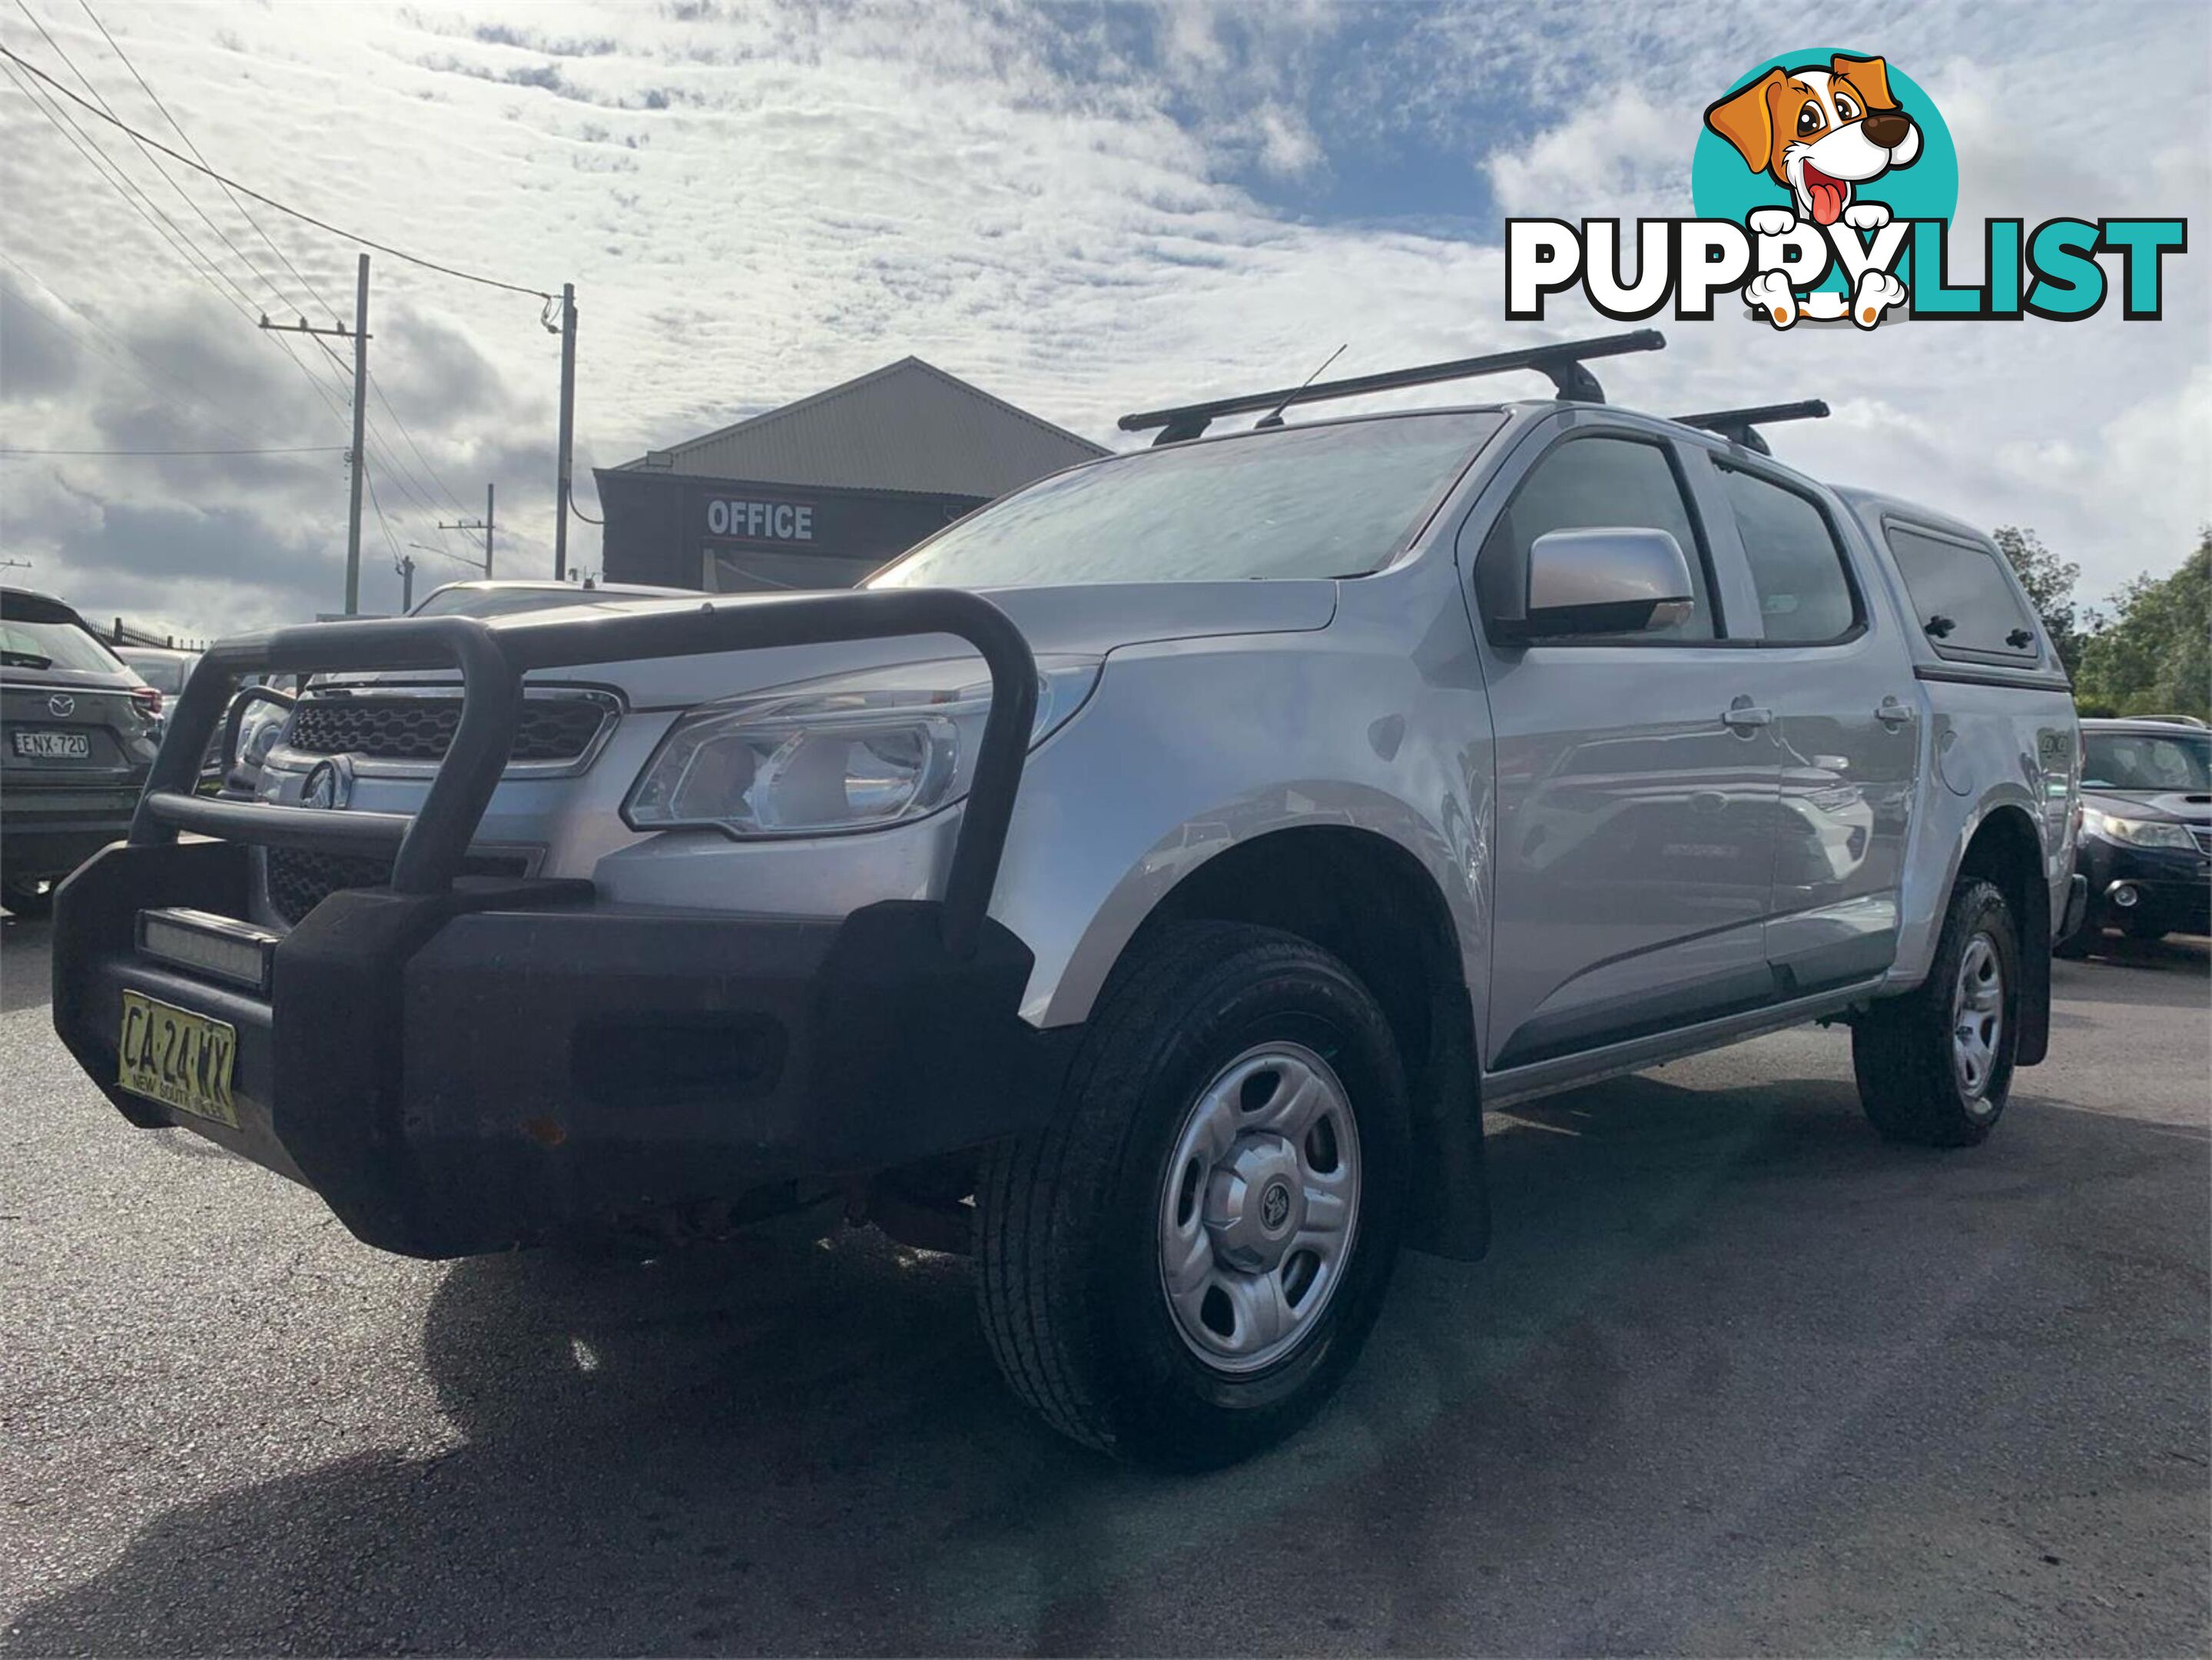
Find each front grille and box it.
[285,694,607,765]
[265,847,532,925]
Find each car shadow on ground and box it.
[7,1062,2207,1655]
[2054,933,2210,1006]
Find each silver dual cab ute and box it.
[51,331,2081,1468]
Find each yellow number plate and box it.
[118,991,239,1128]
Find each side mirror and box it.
[1516,527,1694,639]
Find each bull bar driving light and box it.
[135,908,277,996]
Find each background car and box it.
[2058,718,2212,954]
[1,588,163,917]
[114,645,200,703]
[409,578,690,618]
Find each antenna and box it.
[1671,400,1830,456]
[1123,330,1666,444]
[1254,344,1348,430]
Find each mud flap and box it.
[1405,981,1490,1261]
[2016,872,2053,1067]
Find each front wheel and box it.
[1852,878,2020,1147]
[973,921,1409,1469]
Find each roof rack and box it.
[1119,329,1667,445]
[1671,400,1829,456]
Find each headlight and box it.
[237,705,289,768]
[624,656,1099,837]
[2081,807,2196,850]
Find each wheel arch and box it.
[1111,822,1489,1260]
[1954,798,2052,1066]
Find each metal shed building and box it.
[594,357,1110,593]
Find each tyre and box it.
[974,920,1409,1469]
[1852,878,2019,1147]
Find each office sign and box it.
[705,496,816,543]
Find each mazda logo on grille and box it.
[301,757,353,810]
[47,694,75,718]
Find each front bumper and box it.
[2075,837,2212,935]
[49,590,1051,1259]
[54,839,1065,1257]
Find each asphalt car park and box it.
[0,915,2205,1656]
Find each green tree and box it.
[1993,526,2086,679]
[2073,530,2211,722]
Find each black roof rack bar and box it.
[1673,400,1830,456]
[1119,329,1667,444]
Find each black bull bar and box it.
[53,589,1054,1257]
[128,588,1038,959]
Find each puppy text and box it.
[1507,216,2188,324]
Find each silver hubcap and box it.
[1952,932,2005,1106]
[1157,1042,1361,1374]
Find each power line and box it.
[75,0,338,320]
[415,539,491,569]
[12,1,291,322]
[0,253,268,445]
[0,58,263,328]
[4,32,486,616]
[263,308,453,528]
[57,4,475,531]
[368,371,469,514]
[0,45,353,444]
[0,41,552,299]
[2,18,425,488]
[0,443,344,456]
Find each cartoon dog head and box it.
[1704,54,1922,226]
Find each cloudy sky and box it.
[2,0,2206,639]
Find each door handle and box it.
[1720,702,1773,732]
[1875,696,1915,729]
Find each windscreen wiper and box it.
[1,650,54,669]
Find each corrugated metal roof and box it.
[618,357,1110,496]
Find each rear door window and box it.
[1884,523,2044,662]
[1716,466,1859,644]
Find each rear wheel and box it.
[1852,878,2019,1147]
[973,921,1409,1468]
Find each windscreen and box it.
[2082,731,2210,793]
[872,413,1504,589]
[0,616,124,674]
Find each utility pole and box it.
[349,255,369,614]
[395,553,414,612]
[438,483,494,576]
[261,252,371,614]
[553,282,575,582]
